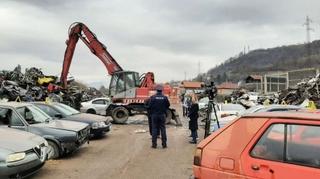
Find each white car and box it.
[209,103,245,132]
[212,104,302,132]
[80,97,111,115]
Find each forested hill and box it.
[205,40,320,83]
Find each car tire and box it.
[47,141,60,160]
[112,107,129,124]
[87,109,96,114]
[165,110,172,124]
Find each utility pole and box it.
[303,16,313,44]
[303,16,314,62]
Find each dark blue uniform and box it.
[149,91,170,148]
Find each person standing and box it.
[188,94,199,144]
[149,85,170,148]
[180,93,186,117]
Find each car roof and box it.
[32,101,56,105]
[0,102,31,108]
[90,97,109,101]
[261,104,301,109]
[242,111,320,121]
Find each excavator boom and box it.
[61,22,123,87]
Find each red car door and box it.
[241,119,320,179]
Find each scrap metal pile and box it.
[0,65,104,109]
[279,74,320,107]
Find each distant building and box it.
[244,75,263,93]
[242,68,320,94]
[217,82,239,95]
[288,68,319,87]
[244,73,287,94]
[180,81,204,89]
[263,73,287,94]
[180,81,204,95]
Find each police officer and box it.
[149,85,170,148]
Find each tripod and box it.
[204,99,220,138]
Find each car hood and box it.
[67,113,108,123]
[32,120,88,132]
[0,127,45,153]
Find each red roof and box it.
[249,75,262,80]
[217,82,238,89]
[181,81,203,89]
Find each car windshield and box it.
[16,105,51,124]
[55,103,80,115]
[52,104,74,116]
[221,104,245,111]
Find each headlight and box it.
[92,121,106,129]
[92,122,99,129]
[6,153,26,163]
[44,140,48,147]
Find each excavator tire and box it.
[112,106,129,124]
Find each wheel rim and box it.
[116,111,125,118]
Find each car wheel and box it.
[47,141,60,159]
[112,107,129,124]
[165,110,172,124]
[87,109,96,114]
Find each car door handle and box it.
[251,165,260,171]
[251,164,274,173]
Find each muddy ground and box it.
[32,106,204,179]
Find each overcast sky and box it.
[0,0,319,87]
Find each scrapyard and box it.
[1,1,320,179]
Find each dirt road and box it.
[33,111,203,179]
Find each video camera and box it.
[203,81,217,100]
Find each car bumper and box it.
[0,153,46,179]
[91,123,112,136]
[61,127,90,154]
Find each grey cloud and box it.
[0,0,319,83]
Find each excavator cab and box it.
[109,71,140,97]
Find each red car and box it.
[193,112,320,179]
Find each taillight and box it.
[194,148,202,166]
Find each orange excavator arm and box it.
[61,22,123,88]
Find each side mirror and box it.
[54,113,63,119]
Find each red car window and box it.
[251,123,320,168]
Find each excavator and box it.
[61,22,181,125]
